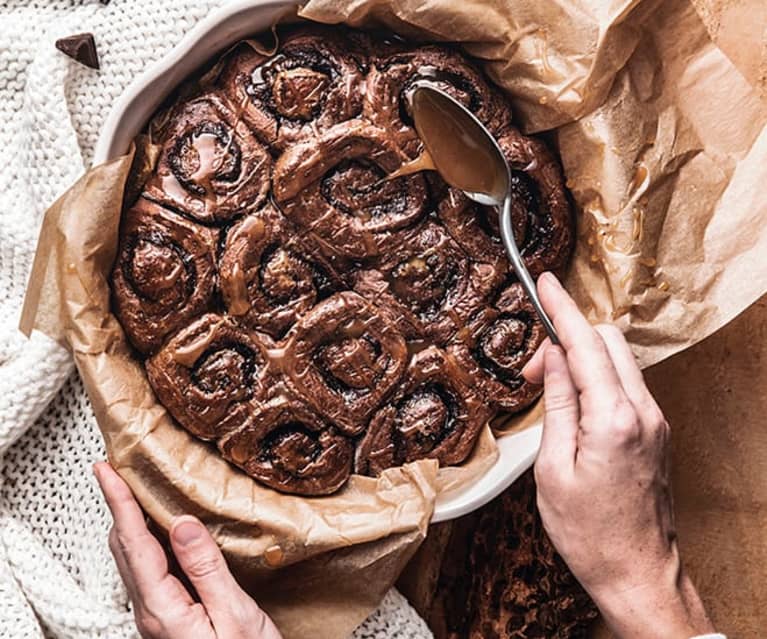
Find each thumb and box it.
[170,517,246,614]
[170,516,283,639]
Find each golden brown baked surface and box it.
[111,26,574,496]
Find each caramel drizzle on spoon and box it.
[385,148,437,180]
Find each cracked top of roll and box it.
[112,25,574,496]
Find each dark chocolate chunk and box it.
[55,33,100,70]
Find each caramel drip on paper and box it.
[264,544,284,567]
[629,164,650,197]
[619,268,633,289]
[536,28,555,77]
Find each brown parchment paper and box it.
[301,0,767,369]
[690,0,767,100]
[590,295,767,639]
[18,141,496,639]
[19,0,767,636]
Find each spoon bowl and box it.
[409,82,560,344]
[409,80,509,206]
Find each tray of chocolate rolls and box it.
[95,0,574,516]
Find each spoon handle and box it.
[497,198,560,346]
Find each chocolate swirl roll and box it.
[218,28,365,151]
[364,45,511,158]
[146,313,271,441]
[143,91,271,225]
[219,397,353,496]
[449,283,545,412]
[437,173,527,270]
[112,25,578,496]
[273,120,429,263]
[440,129,573,278]
[283,291,407,436]
[354,222,503,344]
[355,346,490,476]
[219,204,343,339]
[502,128,573,277]
[111,198,217,354]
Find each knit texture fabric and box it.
[0,2,433,638]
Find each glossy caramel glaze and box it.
[111,26,574,495]
[355,346,492,475]
[144,92,271,225]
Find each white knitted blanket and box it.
[0,2,432,637]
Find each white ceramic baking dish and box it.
[93,0,543,523]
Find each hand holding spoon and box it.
[408,82,559,345]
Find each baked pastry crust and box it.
[144,91,271,225]
[355,346,491,475]
[111,26,574,496]
[111,197,218,354]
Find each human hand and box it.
[94,462,283,639]
[522,273,715,639]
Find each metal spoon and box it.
[409,81,559,345]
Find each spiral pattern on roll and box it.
[146,313,272,440]
[220,397,353,495]
[355,346,490,476]
[354,222,503,344]
[284,292,408,436]
[112,26,575,495]
[219,204,344,339]
[218,27,365,151]
[273,119,429,263]
[144,92,271,225]
[364,45,512,158]
[111,198,218,354]
[449,284,546,412]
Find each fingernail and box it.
[521,355,536,378]
[539,271,559,290]
[173,519,203,547]
[544,345,565,370]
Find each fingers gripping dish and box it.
[111,26,574,496]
